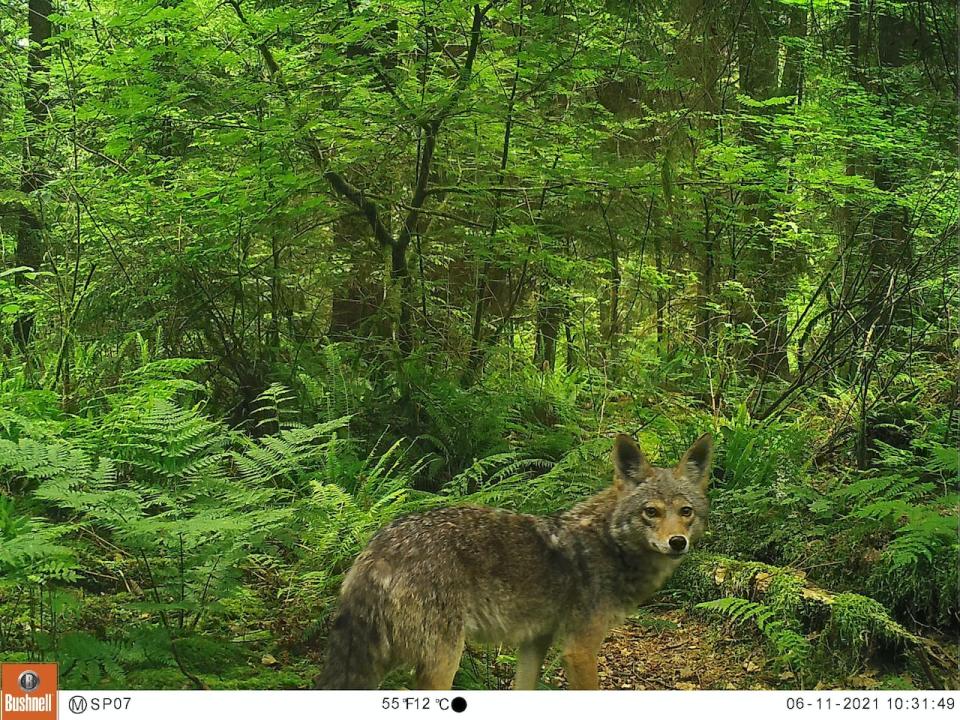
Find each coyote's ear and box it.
[678,433,713,489]
[613,434,651,486]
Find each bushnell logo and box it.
[1,663,58,720]
[16,672,40,693]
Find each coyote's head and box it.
[608,433,713,556]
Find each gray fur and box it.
[316,433,713,690]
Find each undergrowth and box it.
[1,354,955,689]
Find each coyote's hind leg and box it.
[414,631,465,690]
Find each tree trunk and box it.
[600,234,621,360]
[851,7,910,469]
[677,0,722,347]
[847,0,862,70]
[654,232,665,353]
[697,207,715,345]
[13,0,53,350]
[391,239,413,355]
[739,0,792,382]
[329,214,383,339]
[780,5,807,101]
[534,286,560,372]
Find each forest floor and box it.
[589,609,783,690]
[454,607,948,691]
[521,607,788,691]
[108,606,954,690]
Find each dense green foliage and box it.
[1,0,956,690]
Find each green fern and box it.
[696,596,812,670]
[97,398,232,482]
[57,633,128,688]
[232,417,351,490]
[457,439,607,513]
[0,496,78,584]
[252,383,303,431]
[801,437,960,625]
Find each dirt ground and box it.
[457,607,787,690]
[544,608,955,691]
[554,609,782,690]
[390,606,954,690]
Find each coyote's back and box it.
[316,432,713,690]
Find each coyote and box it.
[316,432,713,690]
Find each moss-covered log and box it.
[672,553,958,689]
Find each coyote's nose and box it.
[669,535,688,552]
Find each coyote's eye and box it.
[642,506,659,519]
[679,506,693,517]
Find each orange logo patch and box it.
[1,664,57,720]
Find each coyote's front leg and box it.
[561,622,608,690]
[514,635,553,690]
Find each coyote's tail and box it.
[315,588,388,689]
